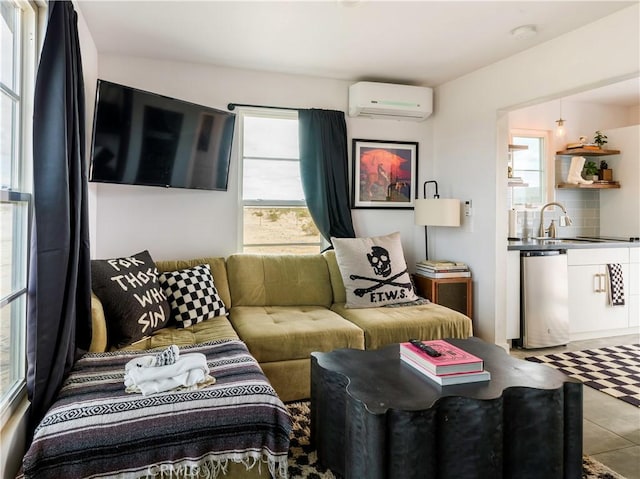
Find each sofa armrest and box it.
[89,292,108,352]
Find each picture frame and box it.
[351,139,418,209]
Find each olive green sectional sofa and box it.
[90,251,473,402]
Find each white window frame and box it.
[0,0,38,425]
[237,108,322,253]
[509,129,554,208]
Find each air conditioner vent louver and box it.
[348,82,433,121]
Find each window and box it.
[509,130,553,207]
[1,0,37,419]
[240,110,321,254]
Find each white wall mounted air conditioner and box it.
[348,81,433,121]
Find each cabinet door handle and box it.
[594,273,607,293]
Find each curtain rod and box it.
[227,102,300,112]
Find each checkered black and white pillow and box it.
[159,264,228,328]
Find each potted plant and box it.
[600,160,613,181]
[594,131,608,148]
[584,160,599,181]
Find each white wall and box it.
[434,4,639,346]
[600,125,640,237]
[79,5,99,258]
[629,104,640,125]
[92,56,432,265]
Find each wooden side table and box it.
[413,275,473,319]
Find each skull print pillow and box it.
[332,232,418,308]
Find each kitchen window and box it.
[239,109,321,254]
[509,129,553,207]
[1,0,37,421]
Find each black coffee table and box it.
[310,337,582,479]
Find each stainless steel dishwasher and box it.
[520,250,570,349]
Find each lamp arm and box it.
[422,180,440,199]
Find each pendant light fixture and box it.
[555,100,566,138]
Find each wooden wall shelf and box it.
[509,144,528,151]
[556,148,620,156]
[557,182,620,189]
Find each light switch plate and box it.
[464,200,472,217]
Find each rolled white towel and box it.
[124,353,211,395]
[125,355,156,371]
[124,345,180,372]
[129,369,208,396]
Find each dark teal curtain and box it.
[298,109,355,241]
[27,0,91,437]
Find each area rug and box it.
[285,401,626,479]
[525,344,640,408]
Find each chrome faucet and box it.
[538,202,572,238]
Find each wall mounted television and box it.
[89,79,236,191]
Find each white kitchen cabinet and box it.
[506,250,520,339]
[567,248,629,336]
[630,248,639,328]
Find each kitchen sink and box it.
[530,237,606,244]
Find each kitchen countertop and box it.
[508,236,640,251]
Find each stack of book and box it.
[565,142,600,150]
[415,260,471,278]
[400,339,490,385]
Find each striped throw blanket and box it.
[21,340,292,479]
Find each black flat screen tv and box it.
[89,80,235,191]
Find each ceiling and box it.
[77,1,639,103]
[563,77,640,107]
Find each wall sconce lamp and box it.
[414,180,460,260]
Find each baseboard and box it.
[570,327,639,342]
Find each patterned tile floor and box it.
[511,334,640,479]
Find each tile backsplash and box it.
[555,189,600,237]
[507,155,602,239]
[508,189,600,239]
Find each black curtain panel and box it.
[298,109,356,242]
[27,1,91,436]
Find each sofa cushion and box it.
[89,292,108,353]
[331,302,473,350]
[259,358,311,403]
[227,254,333,307]
[229,305,364,363]
[91,250,170,348]
[332,232,419,308]
[117,316,240,351]
[323,250,346,304]
[159,264,228,328]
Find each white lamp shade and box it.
[414,198,461,227]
